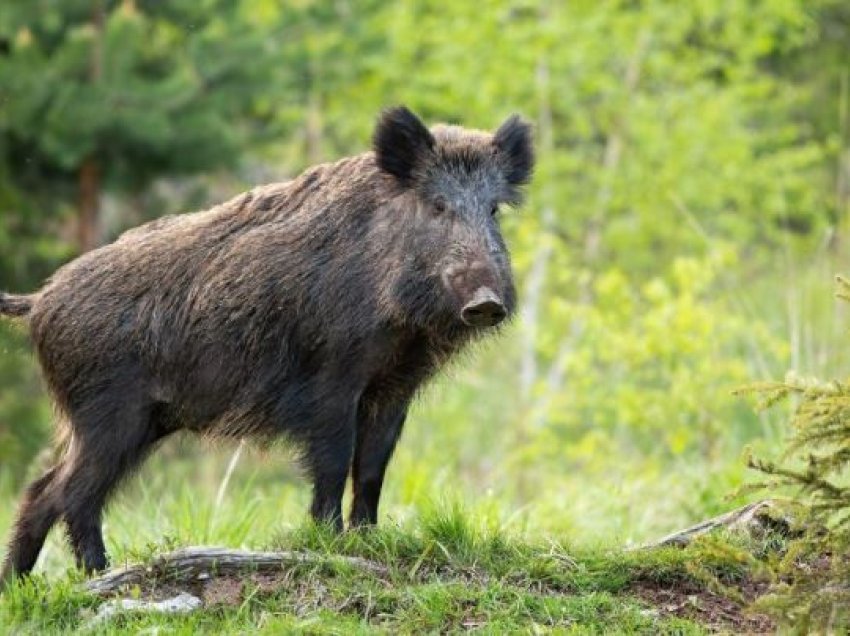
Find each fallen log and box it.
[85,546,388,596]
[640,499,792,549]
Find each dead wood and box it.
[641,499,792,548]
[84,546,388,596]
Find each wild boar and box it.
[0,106,533,582]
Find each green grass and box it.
[0,493,778,634]
[0,434,784,634]
[0,426,766,568]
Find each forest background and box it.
[1,1,849,575]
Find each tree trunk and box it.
[76,0,105,253]
[77,157,101,253]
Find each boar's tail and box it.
[0,292,35,318]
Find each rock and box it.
[87,591,203,625]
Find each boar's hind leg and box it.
[1,465,64,585]
[61,400,169,573]
[350,403,408,527]
[305,417,357,532]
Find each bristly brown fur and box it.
[0,106,534,585]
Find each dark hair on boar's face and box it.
[0,106,534,586]
[374,107,533,330]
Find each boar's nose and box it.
[461,287,507,327]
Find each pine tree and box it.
[0,0,282,253]
[743,276,850,630]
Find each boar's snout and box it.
[442,258,510,328]
[460,287,506,327]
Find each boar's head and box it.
[373,106,534,332]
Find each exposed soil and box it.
[630,576,774,634]
[119,571,287,606]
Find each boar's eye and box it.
[433,198,447,215]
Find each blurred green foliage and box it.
[0,0,849,548]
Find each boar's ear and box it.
[493,114,534,186]
[373,106,435,186]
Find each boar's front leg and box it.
[350,401,409,527]
[305,413,357,532]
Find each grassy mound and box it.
[0,508,781,634]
